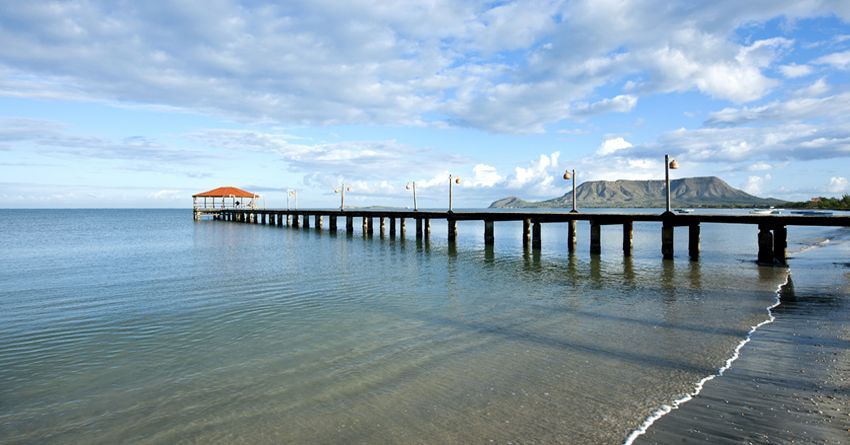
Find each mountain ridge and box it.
[489,176,786,208]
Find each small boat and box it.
[749,209,781,215]
[790,210,833,216]
[674,208,694,214]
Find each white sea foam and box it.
[621,272,789,445]
[794,238,831,255]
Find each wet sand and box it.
[637,243,850,444]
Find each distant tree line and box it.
[787,194,850,210]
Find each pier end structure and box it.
[192,186,260,221]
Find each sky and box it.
[2,1,850,209]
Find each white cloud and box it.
[572,94,638,117]
[813,50,850,69]
[705,90,850,127]
[575,155,663,182]
[288,150,566,203]
[192,129,466,179]
[737,38,793,68]
[637,37,781,103]
[747,161,773,171]
[779,63,813,78]
[794,77,829,97]
[597,137,633,155]
[469,164,503,187]
[743,174,771,195]
[0,117,203,163]
[827,176,848,193]
[0,1,845,133]
[557,127,587,135]
[151,189,185,200]
[507,152,560,192]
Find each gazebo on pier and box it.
[193,186,260,211]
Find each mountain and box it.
[489,176,786,209]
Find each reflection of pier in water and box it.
[196,208,850,265]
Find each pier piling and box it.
[590,221,601,254]
[380,217,387,237]
[316,215,323,229]
[773,226,787,265]
[758,225,774,264]
[389,217,396,238]
[346,216,353,233]
[662,222,674,259]
[484,220,494,246]
[568,220,577,252]
[415,218,423,239]
[689,224,700,261]
[532,221,542,250]
[448,219,457,241]
[623,221,633,256]
[329,215,337,231]
[424,218,431,239]
[523,219,531,248]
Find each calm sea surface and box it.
[0,209,846,444]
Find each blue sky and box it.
[2,1,850,208]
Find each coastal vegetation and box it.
[786,194,850,210]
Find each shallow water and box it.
[0,209,840,444]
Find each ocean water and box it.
[0,209,846,444]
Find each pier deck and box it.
[197,208,850,265]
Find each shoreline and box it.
[634,232,850,444]
[622,274,789,444]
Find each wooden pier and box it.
[198,209,850,265]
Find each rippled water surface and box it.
[1,209,833,444]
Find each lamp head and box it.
[454,177,461,184]
[563,170,572,180]
[669,159,679,169]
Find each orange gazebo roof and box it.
[193,186,257,198]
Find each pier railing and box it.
[196,208,850,265]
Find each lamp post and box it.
[406,181,417,211]
[563,168,577,213]
[287,189,297,210]
[665,154,679,213]
[334,184,351,210]
[448,174,461,212]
